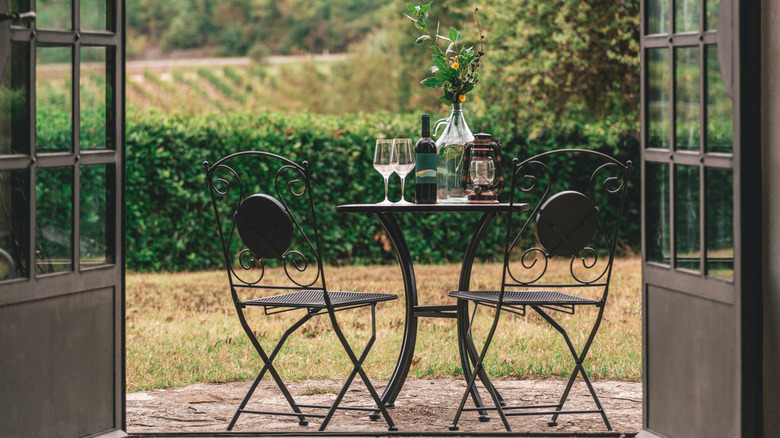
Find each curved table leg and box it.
[370,210,501,420]
[371,212,418,408]
[457,211,503,421]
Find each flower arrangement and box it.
[405,2,484,106]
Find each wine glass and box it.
[392,138,415,205]
[374,139,396,205]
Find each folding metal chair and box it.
[448,149,632,432]
[202,151,397,431]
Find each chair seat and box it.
[448,290,598,306]
[245,290,397,309]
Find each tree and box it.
[478,0,640,135]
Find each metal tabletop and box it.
[337,203,528,213]
[337,202,529,420]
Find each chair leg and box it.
[464,303,506,410]
[450,301,511,432]
[320,304,397,432]
[577,356,612,430]
[531,305,612,431]
[228,308,314,430]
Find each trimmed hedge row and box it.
[126,109,639,272]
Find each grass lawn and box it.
[127,257,642,392]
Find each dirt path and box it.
[127,378,641,436]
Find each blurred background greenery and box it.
[126,0,640,135]
[30,0,641,271]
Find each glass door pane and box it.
[706,0,720,30]
[36,46,73,152]
[0,170,29,281]
[80,165,113,267]
[706,168,733,279]
[675,0,700,32]
[0,42,29,155]
[646,162,671,264]
[706,45,733,153]
[647,0,670,34]
[675,47,700,151]
[35,166,73,274]
[675,165,700,271]
[648,48,670,149]
[80,47,110,150]
[36,0,72,29]
[80,0,108,31]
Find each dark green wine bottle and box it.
[415,114,437,204]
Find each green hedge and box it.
[126,109,639,272]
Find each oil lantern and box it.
[461,133,504,203]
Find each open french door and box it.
[640,0,761,436]
[0,0,125,436]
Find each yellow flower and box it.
[451,62,459,69]
[459,94,467,102]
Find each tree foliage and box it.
[127,0,395,57]
[477,0,640,135]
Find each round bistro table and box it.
[337,202,529,421]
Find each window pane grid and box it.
[642,0,736,293]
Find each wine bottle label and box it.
[415,153,437,183]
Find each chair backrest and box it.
[203,151,328,302]
[501,149,632,303]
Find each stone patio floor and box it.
[127,378,641,437]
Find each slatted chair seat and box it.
[448,290,598,306]
[246,290,397,309]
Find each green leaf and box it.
[421,77,445,88]
[449,27,459,43]
[435,71,451,82]
[439,95,453,105]
[461,47,475,64]
[406,3,418,15]
[433,54,449,73]
[416,35,431,44]
[420,2,432,14]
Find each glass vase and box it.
[434,101,474,203]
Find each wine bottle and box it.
[415,114,437,204]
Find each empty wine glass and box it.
[392,138,415,205]
[374,139,396,205]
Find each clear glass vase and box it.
[434,102,474,203]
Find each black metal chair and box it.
[202,151,397,432]
[448,149,632,432]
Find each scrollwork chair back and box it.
[502,149,632,305]
[203,151,328,305]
